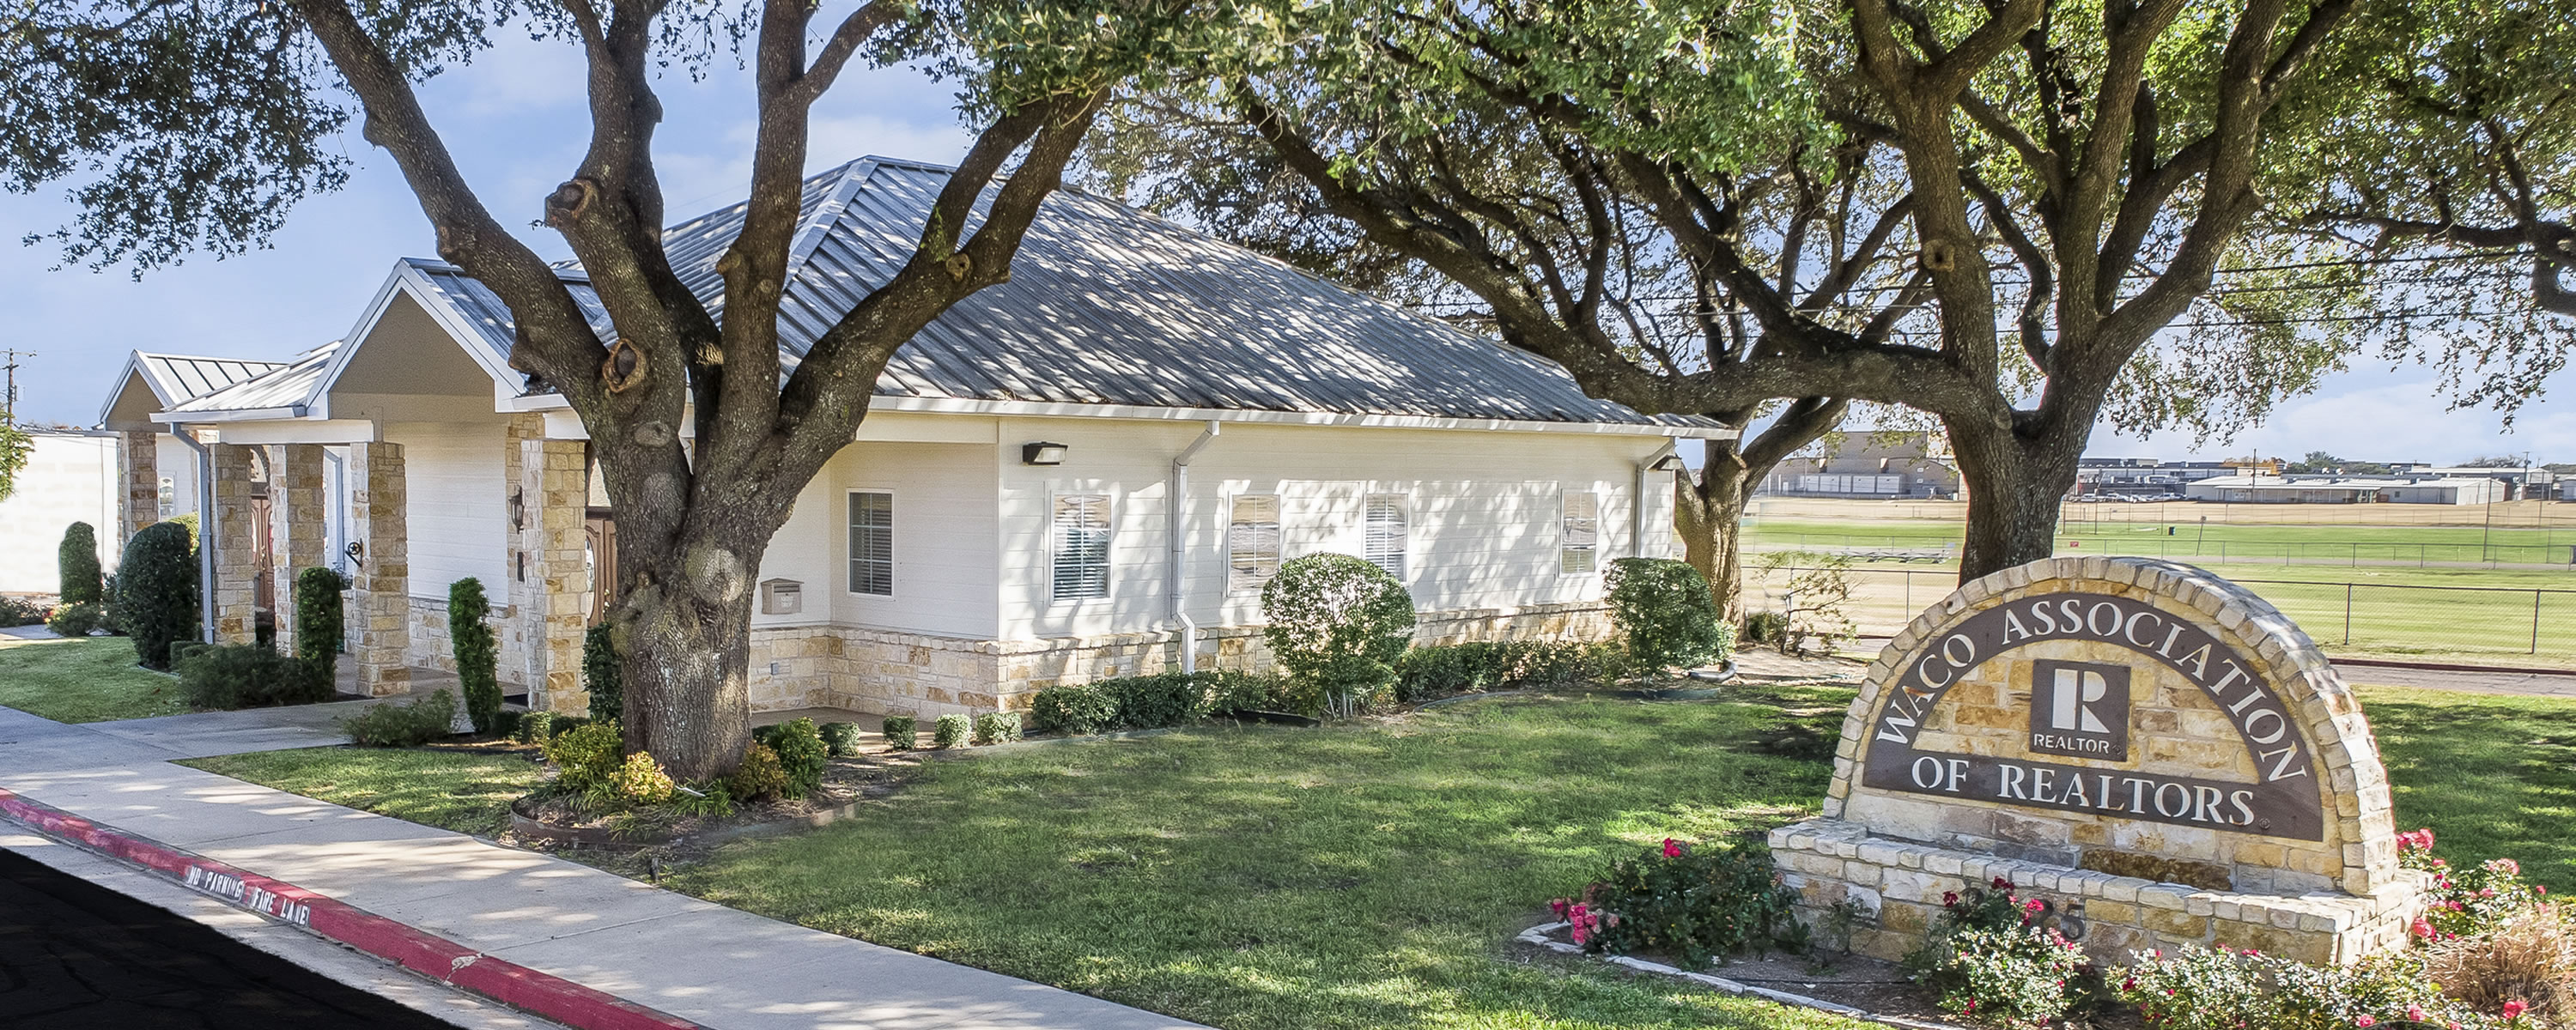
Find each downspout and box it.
[1634,439,1680,559]
[1170,421,1221,674]
[170,424,216,645]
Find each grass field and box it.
[1747,515,2576,566]
[187,686,2575,1030]
[0,636,189,723]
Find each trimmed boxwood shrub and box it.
[880,715,917,750]
[58,522,102,605]
[1260,554,1416,716]
[932,713,970,748]
[817,722,862,756]
[1604,557,1732,674]
[121,521,198,670]
[543,720,624,795]
[1029,683,1119,735]
[180,643,332,710]
[46,602,102,637]
[342,689,459,747]
[583,622,622,723]
[1111,672,1212,729]
[728,742,788,802]
[973,712,1022,745]
[448,579,500,735]
[1392,639,1631,703]
[514,710,557,744]
[754,718,828,798]
[293,566,344,663]
[0,597,44,627]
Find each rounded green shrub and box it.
[973,712,1022,745]
[609,751,676,806]
[756,718,828,798]
[58,522,102,605]
[880,715,917,750]
[120,520,198,670]
[1111,673,1211,728]
[515,710,557,744]
[544,720,625,795]
[1604,557,1733,674]
[728,742,788,802]
[1260,554,1416,716]
[1029,683,1119,735]
[46,602,102,637]
[448,578,500,735]
[932,713,971,748]
[341,689,458,747]
[817,722,862,756]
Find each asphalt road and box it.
[0,847,463,1029]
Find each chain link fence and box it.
[1742,565,2576,663]
[1745,533,2575,567]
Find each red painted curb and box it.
[0,786,707,1030]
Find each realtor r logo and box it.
[2026,659,2130,761]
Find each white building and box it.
[96,156,1728,717]
[2184,475,2505,505]
[0,428,123,594]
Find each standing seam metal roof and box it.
[132,353,289,405]
[391,156,1701,428]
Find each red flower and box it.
[2355,1016,2376,1027]
[1662,838,1681,859]
[2410,917,2435,939]
[2406,1005,2427,1021]
[2024,898,2046,913]
[1549,898,1571,918]
[1992,876,2012,890]
[1942,891,1959,906]
[2504,1000,2529,1020]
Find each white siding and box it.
[994,418,1679,641]
[752,439,1000,639]
[385,421,508,597]
[0,433,119,593]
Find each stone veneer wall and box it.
[404,596,530,688]
[745,600,1614,719]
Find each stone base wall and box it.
[1769,817,2431,967]
[744,600,1613,720]
[404,596,530,688]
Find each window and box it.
[1229,494,1280,590]
[848,492,893,596]
[1559,489,1599,573]
[1364,494,1407,579]
[1052,493,1112,600]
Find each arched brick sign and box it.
[1773,556,2427,966]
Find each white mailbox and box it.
[759,578,803,615]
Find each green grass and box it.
[184,685,2576,1027]
[0,636,189,723]
[180,747,547,838]
[2351,686,2576,892]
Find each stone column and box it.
[118,430,160,545]
[349,442,410,696]
[208,444,261,645]
[265,444,329,656]
[519,432,593,713]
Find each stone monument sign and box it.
[1771,555,2431,966]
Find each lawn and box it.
[181,684,2576,1029]
[0,636,189,723]
[180,747,546,839]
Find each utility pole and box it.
[0,348,29,424]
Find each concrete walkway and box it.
[0,705,1199,1030]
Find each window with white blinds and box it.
[1364,494,1408,579]
[1559,489,1599,573]
[1052,493,1112,600]
[848,491,893,596]
[1229,494,1280,590]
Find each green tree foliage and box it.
[118,521,196,670]
[1259,554,1416,717]
[57,522,101,605]
[1087,0,2575,581]
[1603,558,1734,675]
[0,423,30,505]
[447,578,499,736]
[0,0,1260,780]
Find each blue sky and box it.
[3,32,2567,464]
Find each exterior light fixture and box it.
[1021,441,1069,466]
[1650,454,1687,472]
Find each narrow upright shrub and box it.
[281,566,348,704]
[58,522,102,605]
[1604,557,1733,674]
[448,578,500,735]
[1260,554,1417,716]
[120,521,197,670]
[583,622,622,723]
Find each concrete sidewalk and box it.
[0,705,1200,1030]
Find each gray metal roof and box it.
[169,343,341,415]
[406,156,1704,427]
[132,353,288,406]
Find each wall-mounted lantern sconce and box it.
[507,485,526,530]
[343,540,365,568]
[1021,441,1069,466]
[1649,454,1687,472]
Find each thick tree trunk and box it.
[1945,416,2089,581]
[1675,465,1751,627]
[599,516,780,780]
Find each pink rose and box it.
[2356,1016,2376,1027]
[2410,917,2434,938]
[2504,999,2529,1020]
[1662,838,1681,859]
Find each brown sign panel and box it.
[1860,590,2324,840]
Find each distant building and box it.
[2406,465,2557,500]
[1760,432,1961,499]
[2075,457,2278,497]
[2182,475,2505,505]
[0,427,121,594]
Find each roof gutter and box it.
[1170,421,1221,674]
[167,424,217,646]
